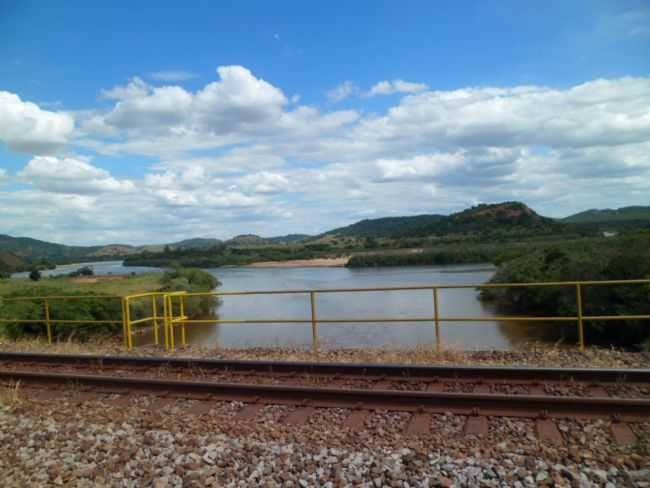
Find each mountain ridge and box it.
[2,201,647,269]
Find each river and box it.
[13,261,546,350]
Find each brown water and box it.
[149,264,549,351]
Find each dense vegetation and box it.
[123,243,344,268]
[481,232,650,350]
[0,267,219,341]
[346,244,500,267]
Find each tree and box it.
[29,268,41,281]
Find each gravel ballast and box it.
[1,390,649,487]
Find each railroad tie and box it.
[464,415,489,436]
[405,412,430,436]
[285,406,317,426]
[473,382,491,394]
[343,406,369,430]
[536,419,563,445]
[610,422,637,446]
[105,394,132,408]
[185,400,214,415]
[235,403,265,420]
[586,385,609,397]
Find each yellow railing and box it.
[1,278,649,351]
[0,295,123,344]
[162,278,650,352]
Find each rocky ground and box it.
[1,387,649,487]
[2,341,650,486]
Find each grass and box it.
[0,273,162,297]
[0,381,21,409]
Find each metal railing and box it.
[163,278,650,352]
[0,294,123,344]
[1,278,649,351]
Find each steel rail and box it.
[1,352,649,383]
[2,369,649,419]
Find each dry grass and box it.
[0,337,648,368]
[0,381,22,409]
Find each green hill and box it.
[563,206,650,224]
[169,238,223,250]
[321,215,446,238]
[0,234,100,260]
[321,202,564,239]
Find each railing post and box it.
[576,283,585,352]
[180,295,187,347]
[432,288,441,352]
[121,297,129,349]
[310,291,318,353]
[168,295,175,351]
[162,294,170,351]
[151,294,159,346]
[43,298,52,344]
[125,297,133,350]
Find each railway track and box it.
[1,351,649,445]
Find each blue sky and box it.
[0,0,649,245]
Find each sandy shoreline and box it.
[246,256,350,268]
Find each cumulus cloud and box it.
[0,91,74,154]
[355,77,650,149]
[4,70,650,244]
[327,81,358,103]
[150,70,199,81]
[18,156,135,194]
[84,66,358,158]
[236,171,291,194]
[366,79,429,97]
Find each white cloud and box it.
[366,79,429,97]
[237,171,291,194]
[4,71,650,244]
[0,91,74,154]
[376,152,467,180]
[18,156,136,194]
[150,70,199,82]
[327,81,358,103]
[355,77,650,149]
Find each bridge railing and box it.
[162,278,650,352]
[1,278,649,351]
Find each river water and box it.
[14,261,546,350]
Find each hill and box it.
[0,234,100,260]
[321,202,563,239]
[267,234,311,243]
[226,234,269,246]
[321,215,445,239]
[563,206,650,224]
[169,238,223,250]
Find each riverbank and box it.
[246,256,350,268]
[0,273,162,296]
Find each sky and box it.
[0,0,649,246]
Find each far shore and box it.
[246,256,350,268]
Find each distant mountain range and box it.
[1,202,648,269]
[319,201,562,239]
[561,206,650,224]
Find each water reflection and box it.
[20,260,554,350]
[187,265,548,351]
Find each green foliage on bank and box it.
[346,245,498,267]
[481,232,650,350]
[123,244,344,268]
[0,267,220,341]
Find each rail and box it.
[1,278,649,351]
